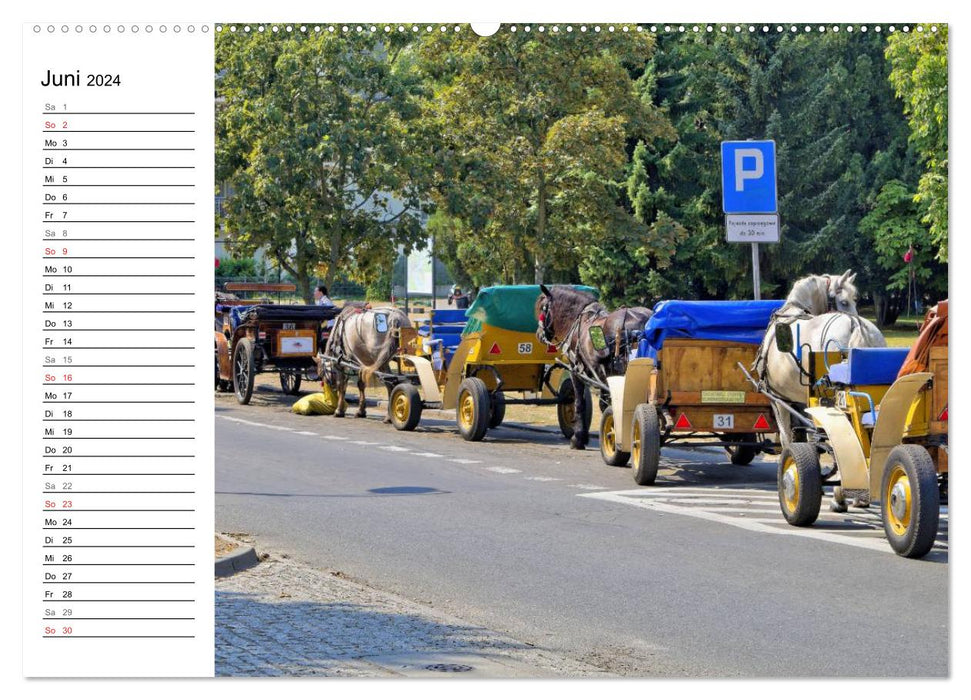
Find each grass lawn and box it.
[860,311,922,348]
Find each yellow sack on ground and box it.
[291,385,338,415]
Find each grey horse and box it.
[318,304,412,422]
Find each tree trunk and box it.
[873,289,902,328]
[533,174,547,284]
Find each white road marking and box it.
[411,452,443,458]
[579,488,948,554]
[294,431,317,436]
[525,476,561,482]
[449,458,481,465]
[485,467,521,474]
[569,484,608,491]
[378,445,410,452]
[350,440,382,446]
[217,415,293,431]
[321,435,349,440]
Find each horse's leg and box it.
[334,375,347,417]
[382,383,393,424]
[569,374,589,450]
[355,376,367,418]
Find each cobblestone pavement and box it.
[215,550,607,678]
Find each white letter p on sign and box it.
[734,148,764,191]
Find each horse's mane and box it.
[536,286,600,335]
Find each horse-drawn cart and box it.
[599,300,784,484]
[216,300,339,404]
[762,302,948,558]
[384,285,594,441]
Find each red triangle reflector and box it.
[674,413,692,429]
[753,413,772,431]
[489,342,501,355]
[939,406,948,421]
[547,344,558,353]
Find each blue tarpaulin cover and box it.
[639,299,785,359]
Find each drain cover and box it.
[423,663,474,673]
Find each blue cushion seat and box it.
[827,347,910,386]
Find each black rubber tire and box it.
[599,406,630,467]
[631,403,662,485]
[232,338,255,405]
[280,370,302,395]
[389,383,423,432]
[557,375,593,440]
[725,433,758,466]
[457,377,491,442]
[881,444,940,558]
[777,443,822,527]
[489,391,506,429]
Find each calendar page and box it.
[18,0,959,689]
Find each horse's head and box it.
[829,269,858,315]
[536,284,557,345]
[315,355,338,390]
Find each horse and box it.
[536,284,653,450]
[756,270,886,445]
[317,304,412,422]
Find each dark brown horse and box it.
[536,284,653,449]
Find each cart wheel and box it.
[724,433,758,466]
[777,443,822,527]
[232,338,255,405]
[881,444,940,558]
[631,403,662,485]
[599,406,630,467]
[489,391,506,429]
[457,377,490,441]
[557,375,593,440]
[280,370,302,395]
[389,383,423,432]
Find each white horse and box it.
[757,270,886,444]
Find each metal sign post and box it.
[720,140,779,299]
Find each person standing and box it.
[314,285,335,307]
[448,285,470,310]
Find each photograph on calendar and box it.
[210,23,949,677]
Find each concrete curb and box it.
[215,545,260,578]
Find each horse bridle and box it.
[538,296,557,345]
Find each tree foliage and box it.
[215,29,432,302]
[887,26,948,262]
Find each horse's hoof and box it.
[334,411,345,418]
[569,436,586,450]
[355,412,367,419]
[829,499,848,514]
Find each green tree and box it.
[886,26,948,262]
[215,29,432,302]
[418,27,673,285]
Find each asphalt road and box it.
[214,383,949,677]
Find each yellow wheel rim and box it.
[392,393,410,423]
[884,465,912,536]
[602,413,616,456]
[459,392,475,431]
[781,457,800,514]
[630,419,641,465]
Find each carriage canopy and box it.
[640,299,785,358]
[463,284,598,335]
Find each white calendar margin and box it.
[21,22,215,679]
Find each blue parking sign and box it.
[721,141,777,213]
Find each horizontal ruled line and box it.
[42,221,196,224]
[43,582,195,584]
[43,563,195,566]
[43,636,196,639]
[39,329,195,332]
[44,618,197,621]
[43,292,196,295]
[43,309,195,312]
[43,365,196,368]
[39,455,194,458]
[40,600,196,602]
[43,382,194,385]
[43,148,195,151]
[43,418,196,421]
[39,348,196,350]
[44,184,195,187]
[43,491,195,494]
[43,509,195,512]
[43,437,195,439]
[43,112,196,115]
[40,474,195,476]
[42,239,196,242]
[43,257,196,260]
[43,275,196,277]
[43,166,195,169]
[43,202,194,205]
[43,401,196,404]
[45,545,195,548]
[43,527,196,530]
[44,130,196,133]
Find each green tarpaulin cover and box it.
[463,285,598,335]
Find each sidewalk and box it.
[214,547,607,678]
